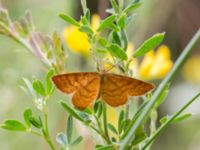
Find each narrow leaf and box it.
[108,123,118,134]
[59,14,80,27]
[1,120,26,131]
[118,110,124,134]
[32,79,46,96]
[56,133,68,147]
[23,108,32,127]
[118,14,126,28]
[96,145,115,150]
[97,15,117,32]
[133,33,165,58]
[60,101,84,122]
[29,117,42,128]
[110,0,118,13]
[172,113,192,123]
[124,2,143,13]
[46,69,54,94]
[67,115,73,143]
[79,25,94,35]
[107,44,127,60]
[70,136,83,146]
[98,37,108,47]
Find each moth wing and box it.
[52,72,101,109]
[101,74,154,107]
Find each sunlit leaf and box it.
[60,101,84,122]
[123,2,143,13]
[97,15,117,32]
[1,120,26,131]
[107,44,127,60]
[46,69,54,95]
[79,25,94,35]
[95,145,115,150]
[32,79,46,96]
[59,14,80,27]
[118,110,124,134]
[29,117,42,128]
[108,123,118,134]
[118,14,126,28]
[23,108,32,127]
[133,33,165,58]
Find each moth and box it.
[52,72,154,109]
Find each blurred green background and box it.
[0,0,200,150]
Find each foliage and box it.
[0,0,200,150]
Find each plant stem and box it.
[44,111,55,150]
[102,103,111,144]
[119,28,200,150]
[29,130,43,137]
[89,124,110,143]
[141,92,200,150]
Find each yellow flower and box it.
[139,45,173,80]
[63,14,100,55]
[182,55,200,84]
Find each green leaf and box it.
[1,120,26,131]
[95,145,115,150]
[110,0,118,13]
[108,123,118,134]
[85,8,91,21]
[97,15,117,32]
[133,33,165,58]
[160,113,192,125]
[172,113,192,123]
[32,79,46,96]
[133,126,147,145]
[79,25,94,35]
[29,117,42,128]
[56,133,68,147]
[96,48,108,54]
[111,31,121,46]
[46,69,54,95]
[81,16,89,25]
[70,136,83,146]
[59,14,80,27]
[83,108,93,115]
[118,14,126,28]
[66,115,73,143]
[118,110,124,134]
[97,102,103,118]
[60,101,84,122]
[107,44,127,60]
[98,37,108,47]
[94,101,100,114]
[123,2,143,13]
[23,108,32,127]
